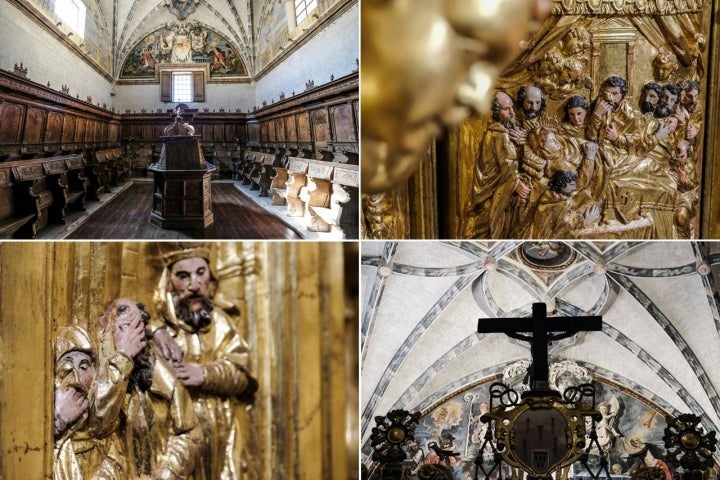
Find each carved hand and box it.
[656,118,678,140]
[674,107,687,124]
[153,328,184,363]
[583,204,602,227]
[593,100,612,117]
[583,141,599,160]
[174,361,205,387]
[55,387,88,430]
[514,179,531,199]
[605,124,619,142]
[508,127,526,144]
[113,311,146,359]
[676,167,689,185]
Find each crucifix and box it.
[477,303,602,391]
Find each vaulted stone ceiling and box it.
[107,0,254,74]
[360,241,720,451]
[26,0,343,78]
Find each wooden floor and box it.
[67,182,302,239]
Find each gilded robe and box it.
[54,406,126,480]
[55,325,126,480]
[462,122,520,238]
[151,296,255,480]
[528,189,595,239]
[122,349,202,480]
[93,331,201,480]
[587,100,678,236]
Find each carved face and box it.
[641,88,660,114]
[522,87,544,118]
[56,351,94,394]
[567,106,587,126]
[673,142,689,163]
[655,89,678,118]
[170,257,211,312]
[560,178,577,195]
[496,92,516,123]
[602,86,623,111]
[683,88,699,111]
[654,60,676,82]
[543,131,561,154]
[644,89,660,106]
[660,89,678,110]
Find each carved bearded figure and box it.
[151,244,258,480]
[462,91,523,238]
[94,299,202,480]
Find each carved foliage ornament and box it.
[552,0,704,14]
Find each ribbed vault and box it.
[361,241,720,460]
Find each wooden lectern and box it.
[149,112,216,229]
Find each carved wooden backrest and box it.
[0,167,16,219]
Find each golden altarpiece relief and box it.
[0,242,358,480]
[361,0,720,239]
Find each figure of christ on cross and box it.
[478,303,602,394]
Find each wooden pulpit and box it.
[149,115,216,229]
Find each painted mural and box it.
[390,371,675,480]
[27,0,113,74]
[120,19,247,78]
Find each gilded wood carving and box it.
[457,0,711,239]
[361,0,715,240]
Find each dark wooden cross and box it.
[477,303,602,389]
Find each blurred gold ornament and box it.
[361,0,550,193]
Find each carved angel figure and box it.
[529,27,593,99]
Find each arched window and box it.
[54,0,86,38]
[294,0,317,24]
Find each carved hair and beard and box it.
[640,83,662,115]
[173,293,214,332]
[502,119,520,130]
[518,86,546,120]
[655,85,680,119]
[654,104,672,118]
[128,304,154,393]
